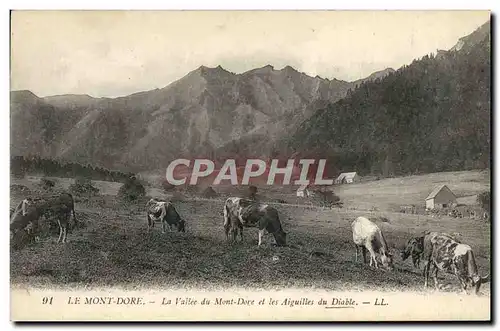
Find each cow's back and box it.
[352,216,379,245]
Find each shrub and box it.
[11,167,26,179]
[162,180,176,192]
[10,184,31,196]
[69,176,99,197]
[248,186,258,200]
[477,191,490,212]
[39,177,56,191]
[118,176,146,201]
[314,190,342,208]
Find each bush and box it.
[118,176,146,201]
[248,186,258,200]
[162,180,176,192]
[477,191,490,212]
[39,177,56,191]
[10,184,31,196]
[69,176,99,197]
[314,190,342,208]
[11,167,26,179]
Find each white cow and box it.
[352,216,394,270]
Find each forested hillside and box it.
[286,21,490,177]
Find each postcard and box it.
[9,10,491,322]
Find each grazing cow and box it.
[223,197,287,246]
[10,204,45,248]
[351,216,393,270]
[145,198,186,233]
[38,192,78,243]
[424,233,490,295]
[10,193,78,245]
[401,236,425,268]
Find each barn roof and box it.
[336,172,358,181]
[425,184,456,200]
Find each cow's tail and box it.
[223,202,232,240]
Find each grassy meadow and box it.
[9,170,491,295]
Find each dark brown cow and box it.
[424,232,489,295]
[10,193,77,246]
[401,236,425,269]
[145,198,186,233]
[223,197,287,246]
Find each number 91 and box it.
[42,297,53,305]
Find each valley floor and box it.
[10,171,491,295]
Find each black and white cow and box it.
[146,198,186,233]
[423,232,489,295]
[223,197,287,246]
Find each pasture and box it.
[10,170,491,295]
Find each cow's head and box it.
[273,230,287,247]
[470,274,490,295]
[380,250,394,271]
[177,219,186,233]
[400,237,422,261]
[400,242,412,261]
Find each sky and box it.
[10,10,490,98]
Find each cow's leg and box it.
[362,246,368,264]
[239,224,244,242]
[147,214,153,231]
[423,261,429,288]
[355,245,359,262]
[372,254,379,269]
[457,275,468,295]
[62,224,68,243]
[57,219,63,243]
[231,226,238,242]
[432,264,440,291]
[161,220,166,234]
[258,229,265,246]
[365,243,377,268]
[224,221,231,241]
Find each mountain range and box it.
[10,19,490,177]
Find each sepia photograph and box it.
[8,9,491,322]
